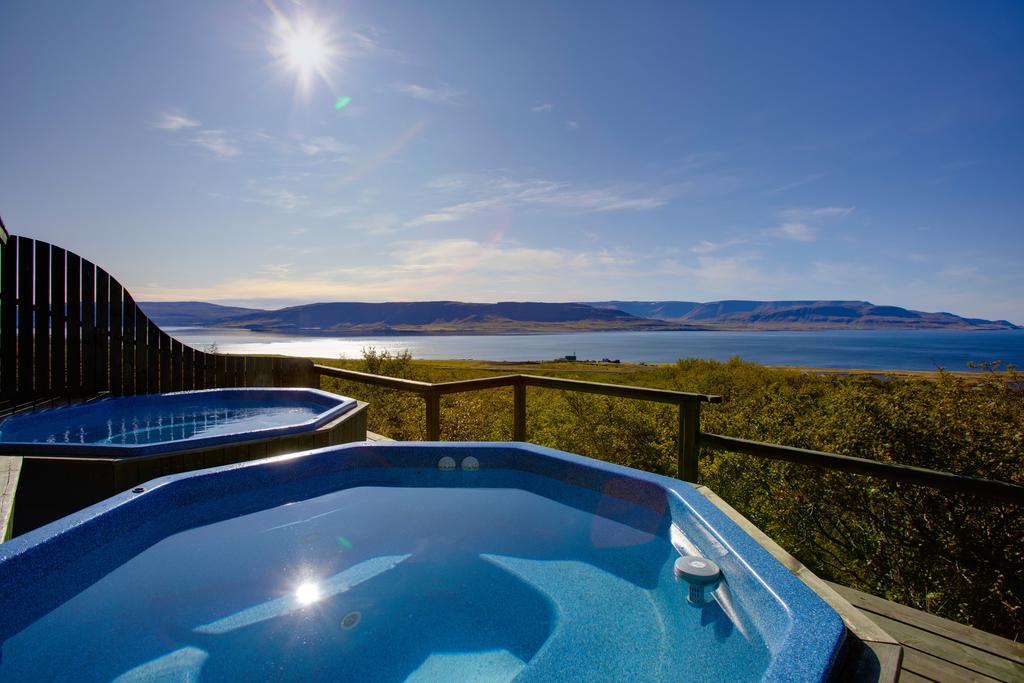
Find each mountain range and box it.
[139,300,1020,334]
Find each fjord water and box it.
[171,328,1024,371]
[0,479,770,681]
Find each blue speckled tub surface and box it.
[0,443,846,681]
[0,388,356,457]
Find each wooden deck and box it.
[828,582,1024,682]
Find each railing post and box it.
[678,400,701,482]
[514,379,527,441]
[425,390,441,441]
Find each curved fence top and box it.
[0,233,312,402]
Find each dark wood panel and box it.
[147,320,159,394]
[159,330,171,393]
[109,279,123,394]
[194,350,206,389]
[65,251,81,392]
[33,241,50,395]
[49,247,66,394]
[134,310,147,395]
[170,339,182,392]
[16,237,34,395]
[182,346,194,391]
[122,294,136,395]
[95,268,109,391]
[0,236,15,396]
[81,260,96,393]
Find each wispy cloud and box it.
[566,120,580,129]
[690,238,746,254]
[154,111,200,131]
[393,82,464,104]
[531,102,553,113]
[245,186,307,211]
[766,172,826,194]
[773,206,853,241]
[780,207,854,221]
[296,135,355,158]
[778,222,816,241]
[407,175,673,226]
[192,130,240,158]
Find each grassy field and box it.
[317,351,1023,640]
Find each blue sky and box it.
[2,1,1022,321]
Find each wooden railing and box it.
[313,365,1024,504]
[0,230,315,403]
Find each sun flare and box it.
[268,8,339,96]
[282,24,329,74]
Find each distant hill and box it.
[140,299,1019,334]
[139,301,265,327]
[586,300,1020,330]
[142,301,692,335]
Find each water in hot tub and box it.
[0,480,772,681]
[0,397,327,446]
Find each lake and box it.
[166,328,1024,372]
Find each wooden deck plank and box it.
[864,611,1022,682]
[828,582,1024,682]
[1,455,22,542]
[828,583,1024,666]
[899,646,1002,683]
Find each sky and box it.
[1,1,1022,322]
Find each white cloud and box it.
[566,120,580,129]
[772,206,853,241]
[531,102,553,113]
[393,82,464,104]
[407,175,672,226]
[297,136,355,158]
[778,222,815,241]
[690,238,746,254]
[245,187,307,211]
[154,112,200,131]
[780,207,853,221]
[192,130,240,158]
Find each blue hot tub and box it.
[0,442,845,681]
[0,388,367,533]
[0,388,358,457]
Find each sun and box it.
[268,9,339,96]
[281,24,329,74]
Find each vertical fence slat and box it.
[183,346,195,391]
[171,339,183,392]
[49,247,66,394]
[81,260,96,393]
[196,351,207,389]
[135,310,147,394]
[159,330,171,393]
[147,320,159,393]
[109,280,123,394]
[0,236,15,396]
[33,241,50,395]
[17,237,35,396]
[96,268,109,392]
[65,252,81,392]
[207,354,219,389]
[122,294,136,395]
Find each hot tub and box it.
[0,388,367,532]
[0,443,845,681]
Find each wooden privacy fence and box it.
[0,229,315,403]
[313,364,1024,504]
